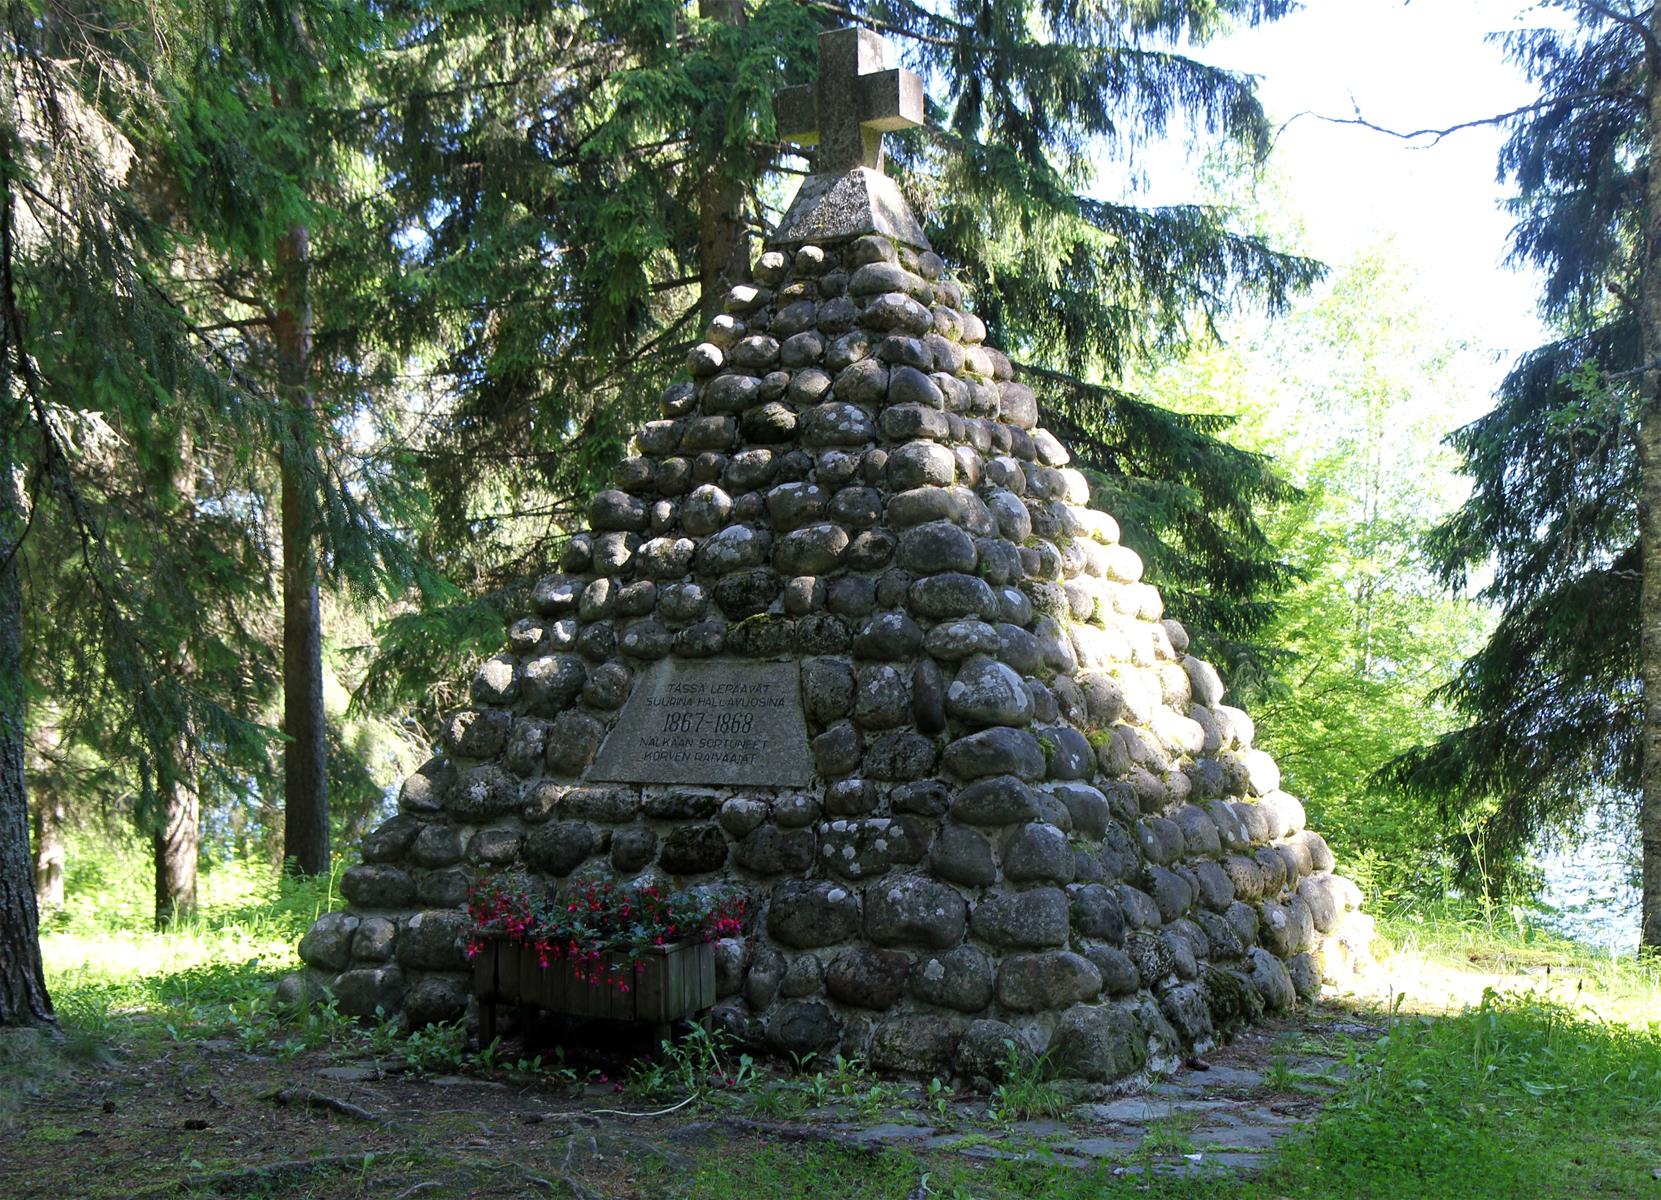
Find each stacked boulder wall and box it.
[287,232,1375,1083]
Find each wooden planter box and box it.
[472,938,716,1046]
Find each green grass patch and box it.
[1269,990,1661,1199]
[1375,898,1661,1028]
[43,861,339,1046]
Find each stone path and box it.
[720,1014,1375,1179]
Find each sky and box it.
[1138,0,1553,394]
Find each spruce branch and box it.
[1579,1,1661,67]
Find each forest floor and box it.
[5,890,1661,1200]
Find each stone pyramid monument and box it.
[286,27,1373,1084]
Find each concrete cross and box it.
[775,27,924,175]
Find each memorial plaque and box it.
[587,659,814,786]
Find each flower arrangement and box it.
[466,877,746,994]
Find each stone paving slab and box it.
[801,1038,1353,1178]
[847,1122,935,1144]
[1082,1096,1244,1123]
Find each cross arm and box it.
[776,83,817,142]
[857,68,924,132]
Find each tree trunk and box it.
[150,440,202,926]
[696,0,751,326]
[0,438,54,1026]
[28,708,65,912]
[151,761,199,928]
[31,792,63,913]
[276,212,329,876]
[1639,6,1661,954]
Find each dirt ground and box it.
[0,1000,1377,1200]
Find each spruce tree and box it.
[358,0,1316,721]
[1385,2,1661,948]
[158,1,437,875]
[1,1,424,931]
[0,0,263,965]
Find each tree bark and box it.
[31,791,63,913]
[1639,3,1661,954]
[151,760,199,927]
[0,441,54,1026]
[28,709,64,912]
[275,209,329,877]
[696,0,751,326]
[152,441,201,925]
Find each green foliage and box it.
[1141,242,1494,901]
[628,1022,757,1097]
[40,838,332,1042]
[395,1019,472,1075]
[1383,6,1649,900]
[3,2,283,842]
[42,824,339,938]
[2,2,436,917]
[986,1039,1070,1124]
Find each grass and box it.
[1267,990,1661,1198]
[668,902,1661,1200]
[1373,898,1661,1027]
[984,1041,1070,1124]
[41,849,334,1039]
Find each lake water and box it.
[1534,816,1640,954]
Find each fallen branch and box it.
[131,1154,370,1198]
[261,1087,382,1122]
[392,1183,443,1200]
[586,1093,700,1119]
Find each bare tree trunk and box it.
[31,792,63,913]
[152,441,201,925]
[274,172,328,877]
[696,0,751,326]
[151,760,199,928]
[1639,6,1661,955]
[27,708,64,912]
[0,438,53,1026]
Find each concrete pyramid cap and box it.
[770,167,931,252]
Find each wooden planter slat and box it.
[472,939,716,1044]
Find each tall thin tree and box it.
[1386,1,1661,949]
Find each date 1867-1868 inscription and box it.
[586,659,814,786]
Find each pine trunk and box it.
[151,764,199,928]
[31,792,63,913]
[28,709,64,911]
[1639,9,1661,955]
[276,210,329,876]
[696,0,750,326]
[0,436,53,1026]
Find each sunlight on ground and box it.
[1334,916,1661,1032]
[43,928,299,993]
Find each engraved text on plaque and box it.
[586,659,814,787]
